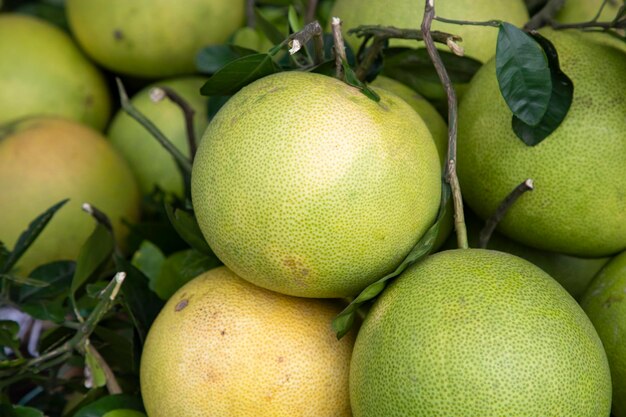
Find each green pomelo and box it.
[0,14,111,130]
[192,71,441,298]
[350,249,612,416]
[108,77,208,198]
[457,29,626,257]
[66,0,245,78]
[141,266,354,417]
[331,0,529,63]
[370,75,453,251]
[0,117,141,274]
[555,0,621,23]
[582,250,626,417]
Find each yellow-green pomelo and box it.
[0,14,110,130]
[191,71,441,298]
[582,250,626,417]
[350,249,612,417]
[370,75,452,250]
[140,266,354,417]
[0,117,140,274]
[556,0,621,23]
[66,0,245,78]
[331,0,529,62]
[108,77,208,198]
[457,29,626,257]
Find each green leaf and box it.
[73,394,143,417]
[153,249,222,300]
[85,345,107,389]
[287,5,301,33]
[254,7,286,45]
[20,301,65,323]
[102,410,146,417]
[496,22,551,126]
[332,182,451,339]
[18,260,75,303]
[511,31,574,146]
[208,95,231,121]
[12,405,45,417]
[0,274,49,288]
[164,204,214,256]
[199,53,281,96]
[0,321,20,353]
[70,223,115,298]
[341,59,380,102]
[1,199,68,274]
[131,241,165,284]
[195,45,256,74]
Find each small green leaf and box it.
[85,345,107,389]
[195,45,256,74]
[332,182,451,339]
[102,410,146,417]
[20,301,65,323]
[164,204,214,255]
[341,59,380,102]
[287,5,301,33]
[0,321,20,353]
[12,405,44,417]
[254,7,286,45]
[1,199,68,274]
[70,223,115,297]
[131,241,165,285]
[73,394,143,417]
[200,54,281,96]
[153,249,222,300]
[18,260,75,303]
[496,22,551,126]
[511,31,574,146]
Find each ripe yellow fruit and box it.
[331,0,529,63]
[0,117,140,274]
[191,71,441,298]
[140,266,354,417]
[581,250,626,417]
[350,249,612,416]
[66,0,245,78]
[457,29,626,257]
[108,77,208,198]
[0,14,110,130]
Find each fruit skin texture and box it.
[581,250,626,417]
[350,249,612,417]
[0,117,141,274]
[66,0,245,78]
[331,0,529,63]
[0,14,111,130]
[140,266,354,417]
[108,77,208,198]
[457,29,626,257]
[191,71,441,298]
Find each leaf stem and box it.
[331,17,347,80]
[421,0,468,249]
[84,341,122,394]
[150,86,198,160]
[479,179,534,248]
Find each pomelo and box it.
[457,29,626,257]
[0,117,140,274]
[66,0,245,78]
[581,250,626,417]
[191,71,441,298]
[0,14,110,130]
[108,77,208,198]
[350,249,612,416]
[140,266,354,417]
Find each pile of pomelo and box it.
[1,0,625,416]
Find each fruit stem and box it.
[421,0,469,249]
[246,0,256,28]
[151,86,198,161]
[331,17,348,79]
[479,179,534,248]
[305,0,318,23]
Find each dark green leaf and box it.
[496,22,551,126]
[254,7,286,45]
[153,249,222,300]
[341,59,380,102]
[195,45,256,74]
[102,410,146,417]
[70,223,115,297]
[199,54,281,96]
[12,405,45,417]
[93,325,135,373]
[164,204,214,255]
[0,242,9,268]
[20,301,65,323]
[131,241,165,284]
[511,31,574,146]
[287,5,301,33]
[208,96,231,121]
[0,321,20,352]
[1,199,68,274]
[73,394,143,417]
[332,182,451,339]
[85,346,107,389]
[114,255,163,345]
[19,260,75,303]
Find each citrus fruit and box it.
[331,0,529,63]
[581,250,626,417]
[108,77,208,198]
[555,0,621,23]
[140,266,354,417]
[457,29,626,257]
[191,71,441,298]
[0,14,110,130]
[350,249,612,416]
[0,117,140,274]
[65,0,245,78]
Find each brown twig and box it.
[331,17,347,80]
[246,0,256,28]
[305,0,318,23]
[151,86,198,160]
[478,179,534,248]
[286,20,324,65]
[421,0,468,249]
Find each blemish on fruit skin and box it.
[175,299,189,312]
[277,356,284,363]
[220,329,226,336]
[113,29,124,41]
[603,295,623,308]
